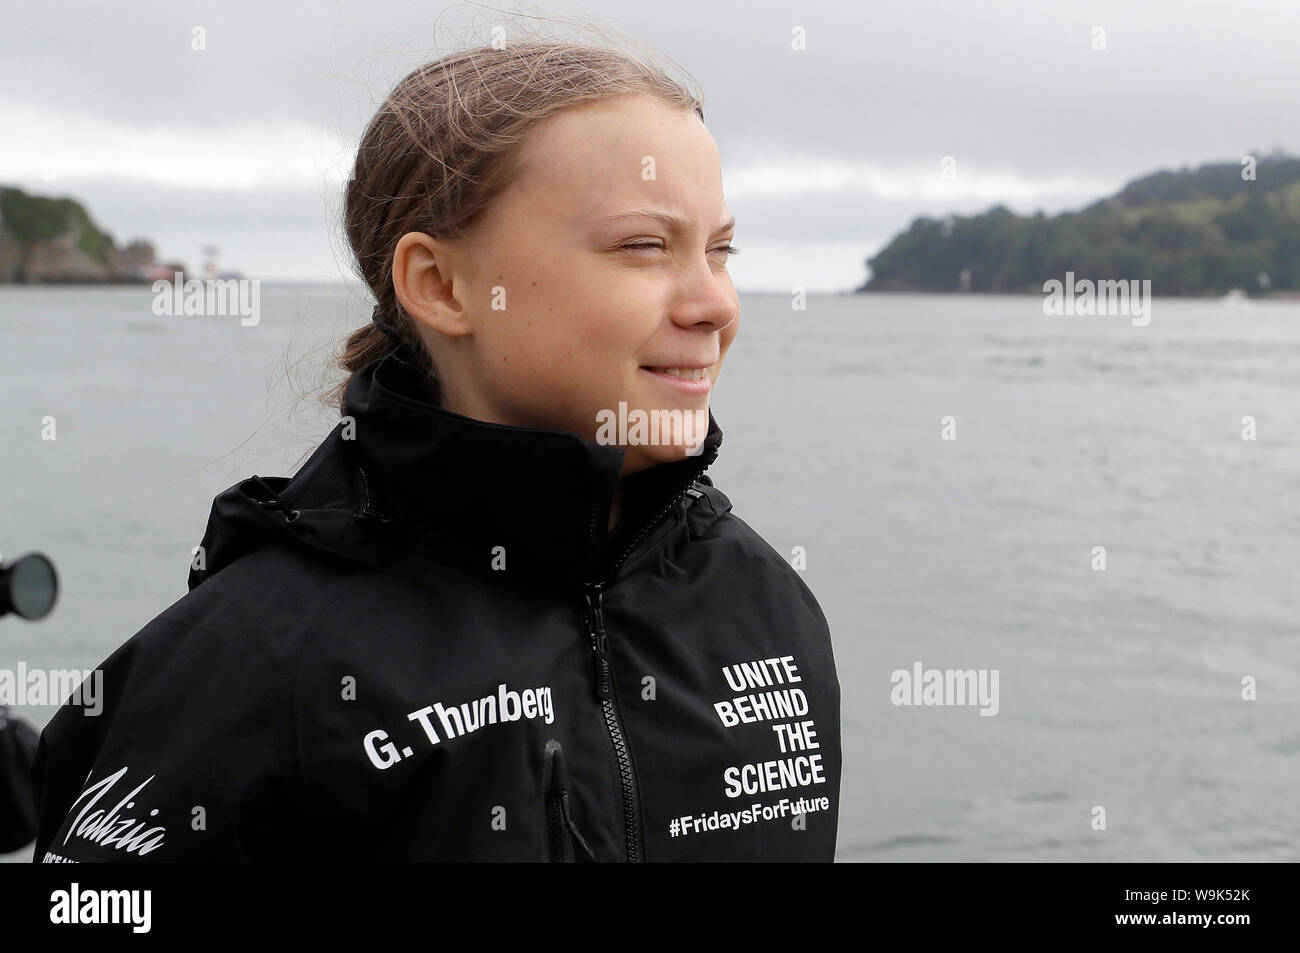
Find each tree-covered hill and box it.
[0,186,164,282]
[859,155,1300,295]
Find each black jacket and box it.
[1,706,38,852]
[31,349,842,862]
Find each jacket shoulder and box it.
[683,483,831,630]
[29,542,358,862]
[179,539,366,647]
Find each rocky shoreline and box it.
[0,185,188,284]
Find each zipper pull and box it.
[559,790,597,862]
[583,583,613,702]
[544,739,598,862]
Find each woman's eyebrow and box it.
[597,209,736,234]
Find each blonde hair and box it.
[329,32,705,414]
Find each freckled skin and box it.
[391,94,740,527]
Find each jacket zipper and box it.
[360,452,712,862]
[581,473,708,863]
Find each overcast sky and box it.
[2,0,1297,291]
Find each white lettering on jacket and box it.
[364,682,555,770]
[60,766,168,856]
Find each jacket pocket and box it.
[542,738,595,862]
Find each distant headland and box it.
[0,185,190,284]
[858,153,1300,297]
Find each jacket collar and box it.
[343,348,724,589]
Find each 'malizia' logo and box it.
[62,766,168,856]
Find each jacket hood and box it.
[188,348,726,592]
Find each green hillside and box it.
[859,155,1300,295]
[0,186,116,263]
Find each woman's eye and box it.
[620,242,741,256]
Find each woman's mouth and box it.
[639,366,712,394]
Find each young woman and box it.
[30,39,842,862]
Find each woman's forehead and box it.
[505,104,724,223]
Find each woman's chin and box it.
[593,398,710,457]
[623,436,702,471]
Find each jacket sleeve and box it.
[30,612,300,863]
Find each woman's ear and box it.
[392,231,473,339]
